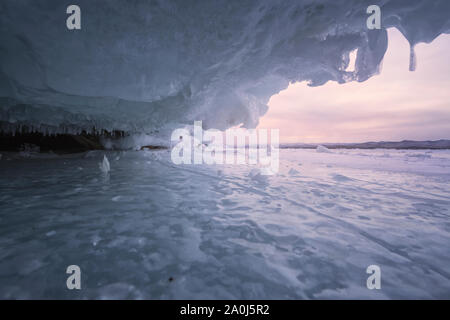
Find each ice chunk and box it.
[332,174,352,182]
[316,145,332,153]
[248,168,269,184]
[99,155,110,174]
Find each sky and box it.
[258,28,450,143]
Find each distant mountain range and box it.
[280,140,450,150]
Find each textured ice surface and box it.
[1,1,450,134]
[0,149,449,299]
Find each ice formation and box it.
[0,0,449,136]
[316,145,332,153]
[99,155,110,174]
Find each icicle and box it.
[409,44,417,72]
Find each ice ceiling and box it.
[0,0,449,136]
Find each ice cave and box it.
[1,0,448,140]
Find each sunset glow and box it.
[258,28,450,143]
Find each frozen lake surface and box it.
[0,149,450,299]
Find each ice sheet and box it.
[0,149,449,299]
